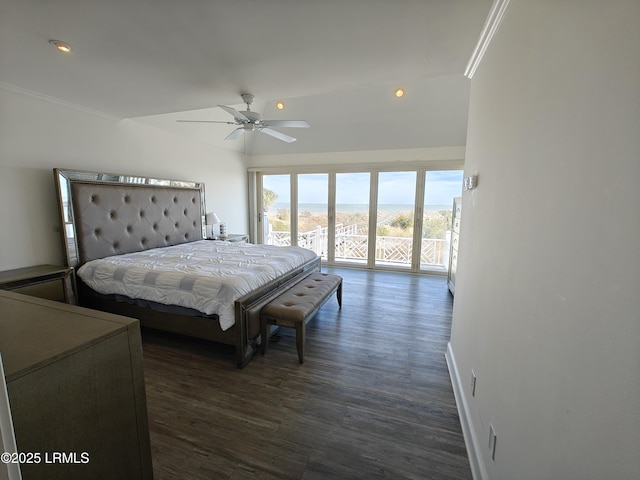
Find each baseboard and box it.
[445,342,488,480]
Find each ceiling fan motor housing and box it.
[241,110,262,123]
[241,93,255,106]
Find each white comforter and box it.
[76,240,318,330]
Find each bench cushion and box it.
[261,273,341,323]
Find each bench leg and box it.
[261,319,268,355]
[296,322,305,363]
[337,281,342,308]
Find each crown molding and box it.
[464,0,511,79]
[0,81,121,122]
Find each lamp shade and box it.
[206,212,220,225]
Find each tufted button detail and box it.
[109,210,117,219]
[113,241,120,249]
[163,209,169,216]
[141,237,147,245]
[151,196,157,203]
[294,293,305,297]
[152,223,158,231]
[282,302,295,307]
[139,209,145,218]
[191,197,196,204]
[90,194,98,203]
[123,195,131,203]
[94,228,102,236]
[174,222,179,228]
[183,208,188,216]
[165,235,170,242]
[173,196,178,203]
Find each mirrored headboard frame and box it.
[54,168,207,268]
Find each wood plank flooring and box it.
[141,267,471,480]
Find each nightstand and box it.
[0,264,76,304]
[218,234,250,243]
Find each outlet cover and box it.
[489,424,497,460]
[463,175,477,190]
[471,370,477,396]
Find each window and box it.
[421,170,464,271]
[256,166,463,274]
[375,171,417,269]
[297,174,328,260]
[335,173,370,265]
[262,174,291,246]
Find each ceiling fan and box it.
[177,93,310,143]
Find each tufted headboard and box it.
[54,169,206,268]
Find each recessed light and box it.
[395,88,405,98]
[276,101,285,110]
[49,40,73,53]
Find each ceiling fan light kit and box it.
[177,93,309,143]
[49,39,74,53]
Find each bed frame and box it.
[54,168,320,368]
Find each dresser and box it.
[447,197,462,295]
[0,290,153,480]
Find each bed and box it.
[54,168,320,368]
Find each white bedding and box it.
[76,240,318,331]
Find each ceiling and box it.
[0,0,492,155]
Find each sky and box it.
[263,170,463,206]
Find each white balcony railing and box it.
[268,225,447,269]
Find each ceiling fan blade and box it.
[224,128,245,141]
[218,105,249,123]
[176,120,236,125]
[260,128,297,143]
[261,120,310,128]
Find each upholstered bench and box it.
[260,272,342,363]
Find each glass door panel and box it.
[421,170,463,271]
[262,174,291,246]
[375,172,416,268]
[297,174,328,259]
[335,172,370,265]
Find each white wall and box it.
[248,146,465,170]
[0,89,248,271]
[448,1,640,479]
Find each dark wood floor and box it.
[141,267,471,480]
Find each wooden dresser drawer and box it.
[11,280,65,302]
[0,264,76,304]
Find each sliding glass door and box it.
[375,171,417,269]
[262,174,291,246]
[297,174,329,260]
[420,170,464,271]
[335,172,370,265]
[257,167,463,273]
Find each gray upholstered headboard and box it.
[54,169,206,268]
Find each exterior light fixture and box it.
[395,88,405,98]
[276,101,285,110]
